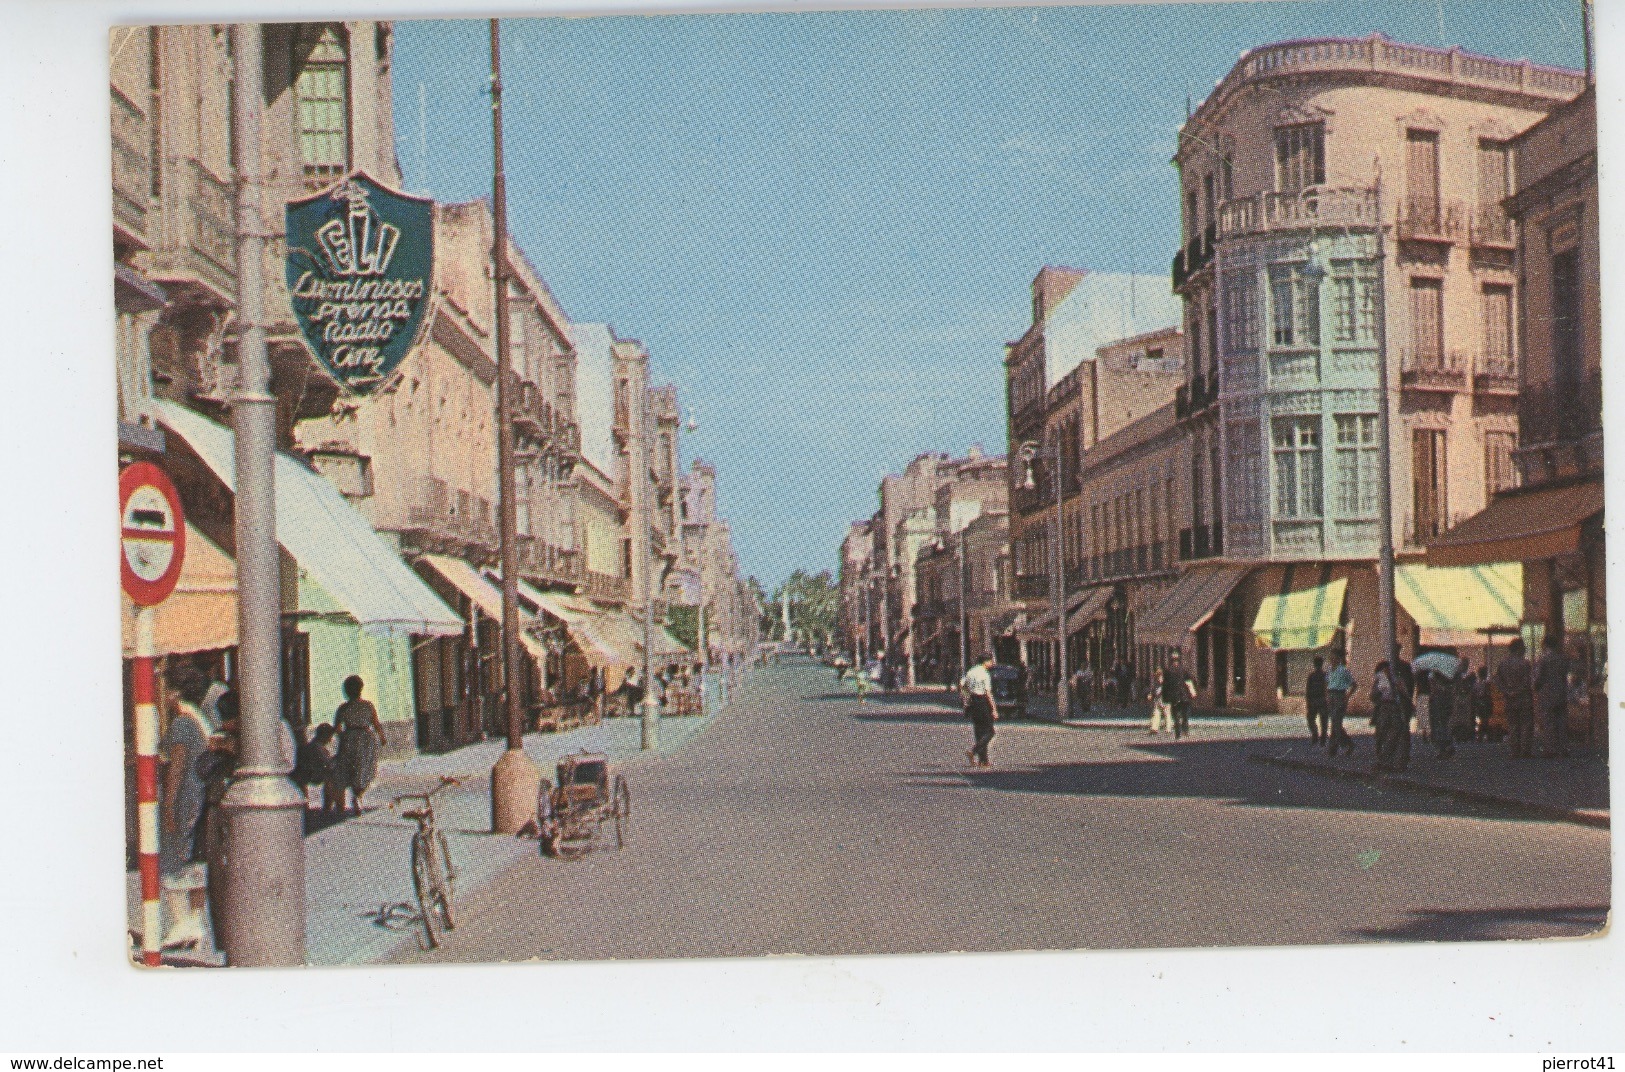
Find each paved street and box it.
[393,657,1609,962]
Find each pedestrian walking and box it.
[854,665,870,704]
[1496,638,1535,757]
[1534,635,1571,757]
[1472,664,1495,741]
[158,666,214,951]
[1147,666,1170,735]
[1325,650,1355,755]
[1371,660,1410,772]
[1305,655,1328,745]
[1161,652,1195,739]
[333,675,387,815]
[1450,661,1478,743]
[1076,664,1094,715]
[1069,666,1090,720]
[960,652,999,767]
[1426,669,1456,759]
[621,665,644,717]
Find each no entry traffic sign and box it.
[120,461,186,607]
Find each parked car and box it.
[990,664,1026,720]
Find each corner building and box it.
[1161,35,1583,713]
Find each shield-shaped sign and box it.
[285,171,434,395]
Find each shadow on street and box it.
[900,737,1563,823]
[1349,903,1608,942]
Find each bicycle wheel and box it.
[435,829,456,931]
[410,831,442,949]
[612,776,630,849]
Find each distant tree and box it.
[771,569,839,646]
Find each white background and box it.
[0,0,1619,1052]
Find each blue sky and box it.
[392,0,1585,589]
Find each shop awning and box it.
[416,554,549,662]
[513,580,619,665]
[1427,479,1603,567]
[1015,609,1056,641]
[1253,566,1347,651]
[1138,565,1249,648]
[1066,586,1114,634]
[121,523,237,657]
[157,401,462,638]
[1396,562,1523,646]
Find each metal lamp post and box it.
[488,17,542,832]
[1018,437,1068,722]
[640,384,660,750]
[219,22,305,966]
[1371,167,1399,670]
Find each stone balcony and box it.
[1396,197,1467,245]
[1473,354,1518,395]
[110,86,151,251]
[1399,348,1468,392]
[583,570,633,604]
[1194,35,1585,135]
[147,156,237,307]
[1217,186,1379,239]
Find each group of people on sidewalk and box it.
[148,662,387,956]
[1350,635,1576,774]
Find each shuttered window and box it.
[1410,278,1444,364]
[1274,124,1325,193]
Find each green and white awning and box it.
[1253,564,1346,651]
[1396,562,1522,645]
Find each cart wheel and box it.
[612,776,630,849]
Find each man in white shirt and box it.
[960,652,1000,767]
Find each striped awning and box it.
[1253,564,1347,651]
[1396,562,1522,646]
[1138,565,1249,648]
[158,400,462,638]
[416,555,549,662]
[1066,586,1114,633]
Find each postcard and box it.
[110,0,1607,969]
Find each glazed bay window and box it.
[1272,417,1322,519]
[1224,273,1259,351]
[294,25,349,188]
[1333,415,1379,516]
[1269,266,1320,349]
[1331,266,1378,344]
[1275,123,1325,193]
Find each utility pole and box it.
[220,22,305,967]
[640,384,660,750]
[957,530,970,680]
[488,17,541,833]
[1050,435,1069,722]
[1373,163,1399,672]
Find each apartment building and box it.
[1430,86,1603,743]
[1004,266,1184,693]
[1159,33,1583,712]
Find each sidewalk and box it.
[125,696,728,967]
[1247,730,1610,828]
[1025,693,1286,730]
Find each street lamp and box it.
[1017,436,1068,722]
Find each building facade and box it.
[1157,34,1583,712]
[1430,86,1603,743]
[1004,267,1185,695]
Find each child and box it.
[292,723,338,813]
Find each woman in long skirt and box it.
[334,675,387,814]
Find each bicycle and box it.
[392,776,459,950]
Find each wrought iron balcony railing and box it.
[1399,348,1468,392]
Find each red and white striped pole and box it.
[132,605,162,967]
